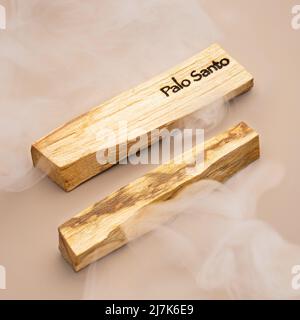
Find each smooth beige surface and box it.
[0,0,300,299]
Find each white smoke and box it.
[2,1,297,301]
[83,161,300,300]
[0,0,220,190]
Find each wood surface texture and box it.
[31,43,254,191]
[58,122,260,271]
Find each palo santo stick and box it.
[31,43,253,191]
[59,122,260,271]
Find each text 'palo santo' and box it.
[160,58,230,97]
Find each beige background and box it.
[0,0,300,299]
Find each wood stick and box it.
[31,43,254,191]
[58,122,260,271]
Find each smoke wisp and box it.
[0,0,220,191]
[83,161,300,300]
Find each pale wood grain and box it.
[58,122,260,271]
[31,43,254,191]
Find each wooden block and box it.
[58,122,260,271]
[31,43,254,191]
